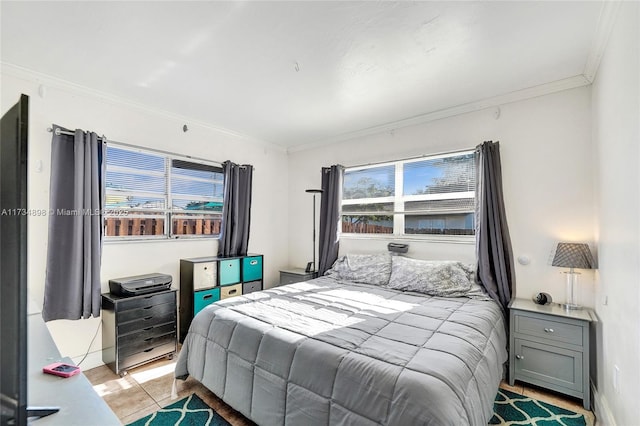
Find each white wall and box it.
[591,2,640,424]
[288,86,595,307]
[0,67,290,368]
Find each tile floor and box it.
[84,357,253,426]
[85,357,595,426]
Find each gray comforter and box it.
[175,276,507,425]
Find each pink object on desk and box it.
[42,362,81,378]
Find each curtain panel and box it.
[43,125,105,321]
[475,141,515,312]
[318,165,344,275]
[218,161,253,257]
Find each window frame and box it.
[341,149,476,242]
[103,142,224,242]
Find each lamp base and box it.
[563,271,582,311]
[561,302,583,310]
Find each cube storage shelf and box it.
[179,254,263,341]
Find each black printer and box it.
[109,273,172,297]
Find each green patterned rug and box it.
[127,394,230,426]
[490,388,587,425]
[129,389,587,425]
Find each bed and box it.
[175,254,508,425]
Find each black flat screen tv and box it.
[1,94,30,426]
[0,94,58,425]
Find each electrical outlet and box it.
[613,365,620,393]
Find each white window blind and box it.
[104,144,223,240]
[169,159,224,237]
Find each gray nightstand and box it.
[509,298,593,409]
[279,268,317,285]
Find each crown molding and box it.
[287,75,591,154]
[0,62,287,154]
[583,0,622,83]
[1,62,593,157]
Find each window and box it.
[342,151,476,236]
[104,144,224,240]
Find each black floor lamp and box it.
[305,189,323,274]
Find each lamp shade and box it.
[551,243,594,269]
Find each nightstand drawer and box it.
[515,314,583,346]
[513,338,583,392]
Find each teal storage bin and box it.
[242,256,263,282]
[219,258,241,285]
[194,287,220,315]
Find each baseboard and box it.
[592,381,617,426]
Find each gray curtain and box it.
[43,126,105,321]
[318,165,344,275]
[475,141,515,311]
[218,161,253,257]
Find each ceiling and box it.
[1,1,605,150]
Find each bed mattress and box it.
[175,276,507,425]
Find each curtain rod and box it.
[47,126,106,141]
[46,126,223,168]
[345,146,477,170]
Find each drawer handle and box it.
[250,260,258,265]
[229,289,237,295]
[143,326,153,331]
[202,294,213,300]
[544,328,554,333]
[143,316,153,321]
[143,306,153,310]
[516,355,524,360]
[143,347,154,353]
[145,337,153,342]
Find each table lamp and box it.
[551,242,594,310]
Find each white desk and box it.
[28,313,120,425]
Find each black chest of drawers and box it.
[102,289,177,376]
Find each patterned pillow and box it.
[387,256,487,298]
[324,253,392,286]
